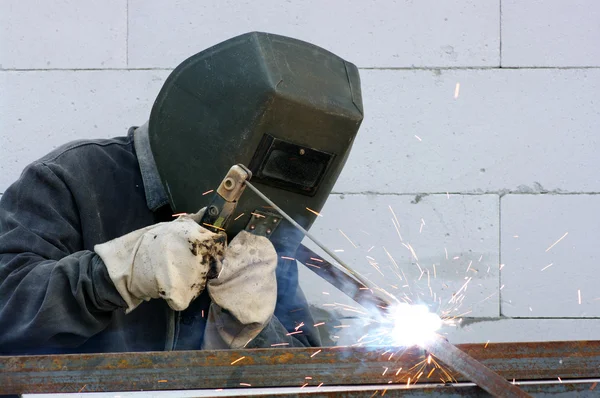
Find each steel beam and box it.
[2,340,600,395]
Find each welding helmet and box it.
[148,31,363,256]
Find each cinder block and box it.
[0,70,170,193]
[334,68,600,194]
[502,0,600,67]
[128,0,499,68]
[501,195,600,317]
[0,0,126,69]
[299,194,500,318]
[444,318,600,344]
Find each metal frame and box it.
[2,340,599,396]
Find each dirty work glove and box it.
[94,210,226,313]
[203,231,278,348]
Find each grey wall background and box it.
[1,0,599,345]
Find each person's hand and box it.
[94,209,226,313]
[204,230,278,347]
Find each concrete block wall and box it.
[1,0,599,345]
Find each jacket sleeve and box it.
[0,162,126,355]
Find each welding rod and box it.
[427,335,532,397]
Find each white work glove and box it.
[203,230,278,349]
[94,210,226,313]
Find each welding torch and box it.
[200,164,531,397]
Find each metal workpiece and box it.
[2,341,600,396]
[425,335,532,397]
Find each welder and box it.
[0,32,364,355]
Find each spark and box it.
[545,232,568,252]
[314,322,325,327]
[454,82,460,98]
[406,377,411,387]
[240,382,252,387]
[449,277,472,303]
[433,264,437,278]
[322,291,330,295]
[306,263,321,269]
[500,284,505,290]
[452,310,472,318]
[234,213,245,221]
[338,229,358,248]
[406,243,420,261]
[250,212,266,218]
[396,367,403,375]
[427,354,432,364]
[157,380,168,383]
[306,207,323,217]
[446,192,450,199]
[295,322,304,331]
[414,135,422,142]
[427,270,432,297]
[300,383,308,388]
[286,331,303,336]
[171,212,187,217]
[578,289,582,304]
[201,310,204,317]
[202,189,214,196]
[280,256,295,260]
[78,385,87,393]
[444,247,448,260]
[217,264,225,279]
[382,367,388,376]
[271,343,289,347]
[478,255,483,262]
[419,219,425,233]
[230,356,246,365]
[202,223,226,231]
[485,340,490,348]
[387,206,404,240]
[310,257,324,262]
[558,377,563,383]
[317,383,324,389]
[368,245,375,252]
[466,260,472,273]
[305,377,312,380]
[383,246,400,270]
[541,263,553,271]
[334,249,345,252]
[499,264,505,270]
